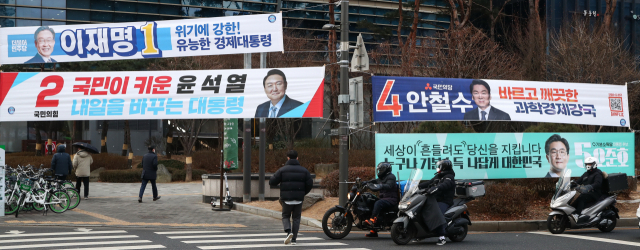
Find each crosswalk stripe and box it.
[0,235,138,244]
[198,242,348,249]
[155,231,223,235]
[168,233,296,239]
[58,245,166,250]
[183,236,324,244]
[529,232,640,247]
[0,230,127,238]
[0,240,152,249]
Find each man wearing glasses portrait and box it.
[544,134,570,178]
[25,26,57,64]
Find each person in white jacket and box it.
[73,148,93,200]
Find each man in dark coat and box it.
[570,157,603,223]
[269,150,313,245]
[138,146,160,203]
[418,159,456,246]
[362,162,398,237]
[50,144,72,180]
[254,69,303,118]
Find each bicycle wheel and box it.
[32,189,46,211]
[14,193,24,218]
[47,190,70,213]
[65,188,81,210]
[4,190,20,215]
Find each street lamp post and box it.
[338,0,350,207]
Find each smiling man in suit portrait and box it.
[255,69,303,118]
[25,26,57,64]
[463,79,511,121]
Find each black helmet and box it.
[376,162,392,179]
[437,159,452,172]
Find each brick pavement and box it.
[1,182,315,231]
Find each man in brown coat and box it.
[73,148,93,199]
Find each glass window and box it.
[159,5,181,15]
[91,11,113,22]
[91,0,113,11]
[42,20,65,26]
[114,13,136,22]
[223,1,241,10]
[198,8,223,17]
[243,2,263,11]
[67,0,89,9]
[263,4,275,12]
[202,0,222,7]
[115,2,136,12]
[42,9,65,20]
[138,0,158,2]
[43,1,65,8]
[137,3,159,14]
[16,18,40,26]
[0,18,15,27]
[16,0,40,6]
[16,7,40,18]
[0,6,16,17]
[0,0,15,4]
[136,14,155,21]
[160,0,180,3]
[67,10,89,21]
[182,7,202,16]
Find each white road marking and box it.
[183,236,323,244]
[58,245,166,250]
[168,233,300,239]
[529,232,640,247]
[155,231,223,235]
[198,242,347,249]
[0,230,127,238]
[0,235,137,244]
[0,240,152,249]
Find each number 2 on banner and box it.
[376,80,402,116]
[141,22,162,58]
[36,75,63,107]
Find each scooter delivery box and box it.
[455,180,485,198]
[606,173,628,193]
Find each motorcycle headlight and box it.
[348,193,352,200]
[398,202,410,210]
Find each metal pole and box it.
[259,52,267,201]
[243,53,252,203]
[338,0,350,206]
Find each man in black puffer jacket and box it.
[418,159,456,246]
[362,162,398,238]
[50,144,72,181]
[269,150,313,245]
[570,157,603,224]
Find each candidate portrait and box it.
[463,79,511,121]
[254,69,303,118]
[544,134,570,178]
[25,26,57,64]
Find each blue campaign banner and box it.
[375,132,635,180]
[0,14,283,65]
[372,76,631,127]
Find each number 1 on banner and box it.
[141,22,162,58]
[376,80,402,116]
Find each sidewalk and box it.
[0,182,315,231]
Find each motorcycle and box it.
[390,169,478,245]
[547,169,619,234]
[321,177,398,239]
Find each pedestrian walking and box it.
[50,144,72,181]
[269,150,313,245]
[73,147,93,200]
[138,145,161,203]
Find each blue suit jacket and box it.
[254,95,303,117]
[24,53,56,64]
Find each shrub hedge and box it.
[169,169,207,181]
[137,159,185,170]
[473,182,533,216]
[99,169,143,183]
[321,167,376,197]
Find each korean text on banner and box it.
[375,133,634,180]
[223,118,238,170]
[0,13,283,64]
[0,66,325,120]
[372,77,630,127]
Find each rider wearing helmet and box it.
[569,157,603,223]
[362,162,399,237]
[418,159,456,246]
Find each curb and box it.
[232,203,638,232]
[233,203,322,228]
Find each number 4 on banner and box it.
[376,80,402,116]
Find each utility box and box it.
[455,180,485,198]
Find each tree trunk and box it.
[186,156,193,182]
[35,122,43,156]
[490,0,495,41]
[604,0,617,30]
[166,122,173,159]
[122,120,130,156]
[101,120,109,153]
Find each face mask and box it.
[436,167,441,173]
[586,164,593,171]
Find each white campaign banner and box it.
[0,67,325,121]
[0,13,283,64]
